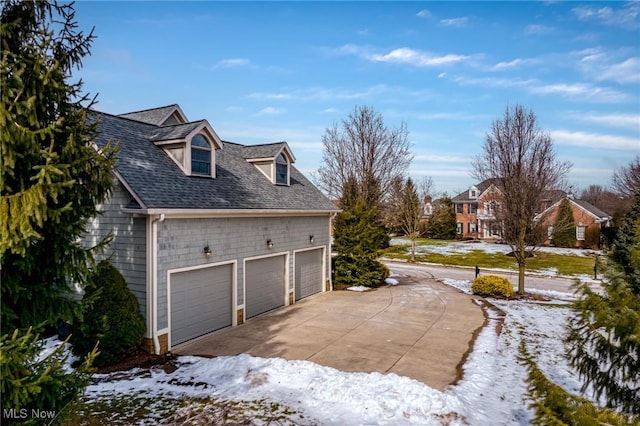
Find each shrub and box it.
[584,227,600,249]
[1,327,96,425]
[472,275,514,298]
[333,254,389,288]
[73,261,145,367]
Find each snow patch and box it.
[347,285,371,292]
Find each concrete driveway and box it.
[172,265,485,391]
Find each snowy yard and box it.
[53,275,595,425]
[389,237,601,258]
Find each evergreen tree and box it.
[552,198,576,247]
[1,0,116,333]
[428,197,457,239]
[611,191,640,294]
[521,191,640,423]
[333,176,388,287]
[564,190,640,416]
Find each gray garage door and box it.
[170,264,233,346]
[245,255,286,318]
[295,249,323,301]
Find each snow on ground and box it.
[346,285,371,292]
[390,238,601,258]
[73,276,596,425]
[441,278,577,301]
[385,277,399,285]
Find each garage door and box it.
[245,255,286,318]
[170,264,233,346]
[295,249,323,301]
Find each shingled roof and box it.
[91,110,337,212]
[452,178,501,202]
[118,104,186,126]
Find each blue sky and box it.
[73,1,640,196]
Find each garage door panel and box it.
[170,264,233,346]
[295,249,323,301]
[245,256,285,319]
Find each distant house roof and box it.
[572,199,611,220]
[452,178,501,202]
[91,108,337,213]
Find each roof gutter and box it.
[122,208,340,217]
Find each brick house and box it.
[452,179,503,239]
[453,180,612,247]
[536,195,613,248]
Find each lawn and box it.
[383,238,598,277]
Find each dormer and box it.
[469,185,478,199]
[150,120,223,178]
[243,142,296,186]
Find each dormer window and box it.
[191,134,211,175]
[275,153,289,185]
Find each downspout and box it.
[151,213,165,354]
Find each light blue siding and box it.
[84,181,147,316]
[156,216,330,329]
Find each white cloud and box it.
[214,58,252,69]
[370,48,469,67]
[416,9,431,19]
[488,58,532,71]
[248,85,391,101]
[551,130,640,150]
[438,72,447,78]
[524,24,554,35]
[417,112,488,121]
[575,48,640,84]
[256,107,286,116]
[531,83,631,102]
[439,17,469,27]
[322,108,338,113]
[357,29,369,36]
[597,57,640,84]
[572,3,640,29]
[414,154,469,163]
[570,112,640,131]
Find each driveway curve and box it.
[173,264,486,390]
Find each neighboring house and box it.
[452,179,503,239]
[536,195,613,248]
[84,104,339,354]
[453,179,612,247]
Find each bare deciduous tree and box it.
[473,105,571,295]
[613,155,640,198]
[395,177,430,262]
[317,105,412,205]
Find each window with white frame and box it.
[191,134,211,175]
[469,203,477,214]
[576,226,586,241]
[456,223,463,234]
[455,203,463,214]
[275,153,288,185]
[469,222,477,233]
[547,225,554,238]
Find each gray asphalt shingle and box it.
[91,110,337,212]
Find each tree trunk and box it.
[410,238,416,262]
[518,261,525,295]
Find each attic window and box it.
[275,153,288,185]
[191,135,211,175]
